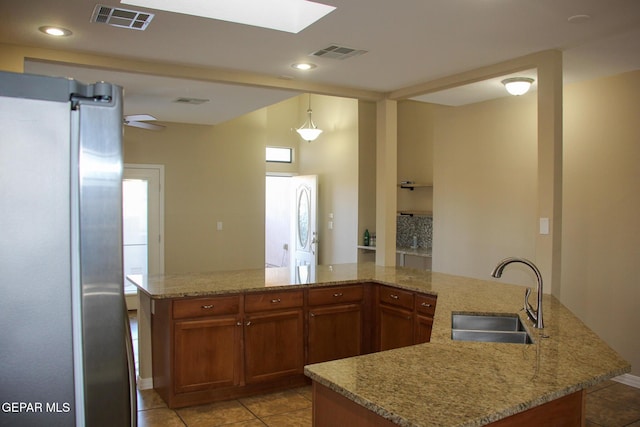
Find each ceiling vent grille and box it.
[173,97,210,105]
[91,4,154,30]
[310,45,368,60]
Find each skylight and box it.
[120,0,336,33]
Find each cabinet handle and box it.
[271,298,281,304]
[236,321,242,326]
[201,304,214,309]
[333,293,343,297]
[421,302,432,307]
[246,321,251,326]
[310,312,315,317]
[389,294,399,300]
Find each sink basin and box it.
[451,313,533,344]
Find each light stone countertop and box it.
[356,246,433,258]
[127,263,630,426]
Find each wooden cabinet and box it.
[152,290,305,408]
[152,284,435,408]
[174,316,240,393]
[172,296,242,395]
[377,285,438,350]
[377,286,415,351]
[415,293,437,343]
[244,290,304,384]
[308,285,364,364]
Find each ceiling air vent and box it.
[173,97,210,105]
[310,45,368,60]
[91,4,154,30]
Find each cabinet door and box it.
[308,303,362,364]
[415,314,434,344]
[174,316,240,394]
[378,304,414,351]
[244,308,304,384]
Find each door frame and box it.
[123,163,165,309]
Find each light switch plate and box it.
[539,218,550,235]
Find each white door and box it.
[122,164,164,309]
[290,175,318,284]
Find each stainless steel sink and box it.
[451,313,533,344]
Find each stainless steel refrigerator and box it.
[0,70,136,426]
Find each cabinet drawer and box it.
[378,286,414,310]
[308,285,364,306]
[245,290,303,312]
[415,293,437,317]
[173,295,240,320]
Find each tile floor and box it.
[128,313,640,427]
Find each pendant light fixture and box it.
[296,94,323,142]
[501,77,535,96]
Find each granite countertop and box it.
[127,263,630,426]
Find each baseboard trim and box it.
[137,376,153,390]
[613,374,640,389]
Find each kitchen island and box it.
[129,263,630,426]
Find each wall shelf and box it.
[397,211,432,217]
[399,181,433,191]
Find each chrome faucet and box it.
[491,257,544,329]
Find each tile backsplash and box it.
[397,215,433,248]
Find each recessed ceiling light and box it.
[292,63,317,71]
[120,0,336,33]
[39,26,73,37]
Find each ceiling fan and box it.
[123,114,165,131]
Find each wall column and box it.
[375,99,397,266]
[536,51,563,296]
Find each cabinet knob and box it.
[389,294,399,300]
[236,321,242,326]
[310,312,315,317]
[333,293,343,297]
[201,304,214,309]
[246,321,252,326]
[271,298,281,304]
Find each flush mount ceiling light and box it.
[296,94,322,142]
[291,62,317,71]
[501,77,535,96]
[120,0,336,33]
[39,26,73,37]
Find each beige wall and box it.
[561,70,640,376]
[397,100,435,213]
[432,94,538,284]
[124,113,268,273]
[297,95,360,264]
[358,101,377,262]
[124,93,360,272]
[265,96,300,175]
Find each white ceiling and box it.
[3,0,640,124]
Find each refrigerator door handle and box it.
[124,308,138,427]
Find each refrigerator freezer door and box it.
[0,95,76,426]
